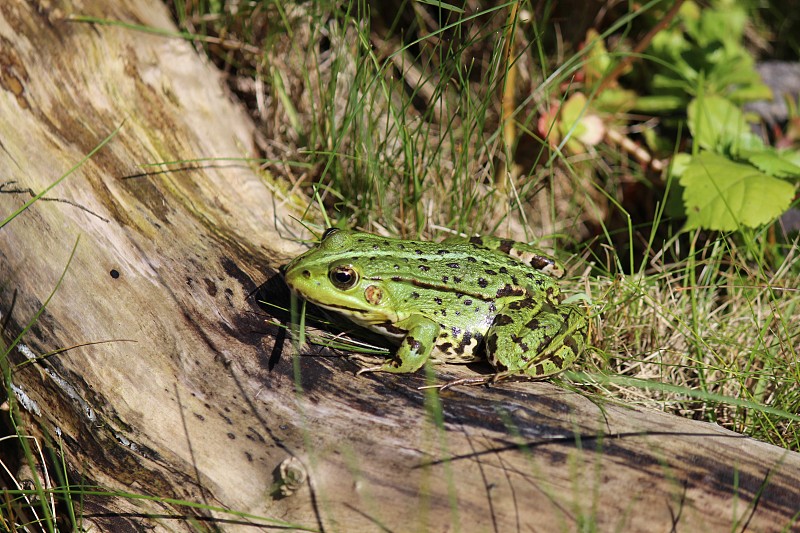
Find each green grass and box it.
[3,0,800,529]
[173,0,798,451]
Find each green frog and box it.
[283,228,587,387]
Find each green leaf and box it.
[697,5,747,46]
[688,95,764,154]
[669,152,692,178]
[746,151,800,179]
[776,149,800,168]
[679,152,795,231]
[633,95,687,113]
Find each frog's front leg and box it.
[356,316,439,375]
[486,299,587,379]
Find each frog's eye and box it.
[329,265,358,289]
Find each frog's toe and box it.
[424,375,495,391]
[355,365,386,376]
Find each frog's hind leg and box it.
[486,299,587,379]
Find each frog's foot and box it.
[347,353,387,366]
[355,365,388,376]
[419,375,495,391]
[419,370,531,391]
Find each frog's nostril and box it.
[302,270,311,278]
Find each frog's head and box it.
[283,228,402,328]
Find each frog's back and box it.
[343,232,557,297]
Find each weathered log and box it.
[1,1,798,531]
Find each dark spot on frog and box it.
[469,236,482,245]
[507,298,533,310]
[453,276,462,283]
[530,256,552,269]
[438,342,453,353]
[499,239,514,253]
[563,335,580,353]
[496,284,525,298]
[493,314,513,326]
[511,275,518,285]
[391,276,402,282]
[485,269,498,276]
[463,299,472,306]
[525,272,535,279]
[358,238,365,243]
[437,249,449,255]
[227,433,236,440]
[499,266,508,274]
[451,326,462,337]
[467,256,477,262]
[406,337,422,351]
[447,262,460,269]
[415,249,424,254]
[488,302,497,313]
[373,244,380,250]
[110,269,120,279]
[419,265,430,272]
[438,331,449,338]
[486,334,498,355]
[434,296,443,304]
[477,277,488,288]
[525,318,541,330]
[442,276,449,283]
[394,264,400,270]
[245,452,253,462]
[492,358,508,372]
[510,336,529,352]
[459,331,472,348]
[419,257,428,262]
[411,292,420,299]
[398,243,405,249]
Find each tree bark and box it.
[1,1,798,531]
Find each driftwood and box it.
[1,1,799,531]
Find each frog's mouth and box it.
[312,299,401,328]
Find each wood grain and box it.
[1,1,798,531]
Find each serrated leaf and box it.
[679,152,795,231]
[688,95,764,154]
[669,153,693,178]
[746,151,800,179]
[777,149,800,168]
